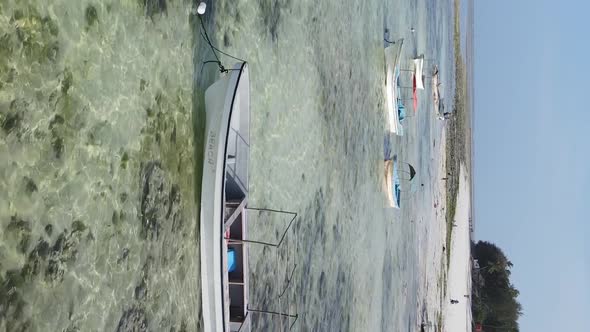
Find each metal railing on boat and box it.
[226,207,300,331]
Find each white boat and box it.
[413,54,425,90]
[201,62,252,332]
[384,155,401,209]
[384,38,404,136]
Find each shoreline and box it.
[422,0,474,330]
[443,164,472,331]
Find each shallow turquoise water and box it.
[212,0,454,330]
[0,0,454,330]
[1,1,199,331]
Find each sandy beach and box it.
[443,164,472,331]
[415,159,472,332]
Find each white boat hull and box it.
[201,62,250,332]
[414,55,425,90]
[384,39,404,136]
[384,158,400,209]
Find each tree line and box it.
[472,241,522,332]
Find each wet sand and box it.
[443,164,472,331]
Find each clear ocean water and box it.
[0,0,454,331]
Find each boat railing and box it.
[226,207,300,331]
[226,208,296,248]
[227,126,249,193]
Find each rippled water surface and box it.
[1,0,454,330]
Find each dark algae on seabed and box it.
[1,1,202,330]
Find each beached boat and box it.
[201,62,251,332]
[383,154,418,209]
[384,38,405,135]
[384,155,401,209]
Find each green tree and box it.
[472,241,522,332]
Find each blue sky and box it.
[474,0,589,330]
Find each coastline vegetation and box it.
[471,241,522,331]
